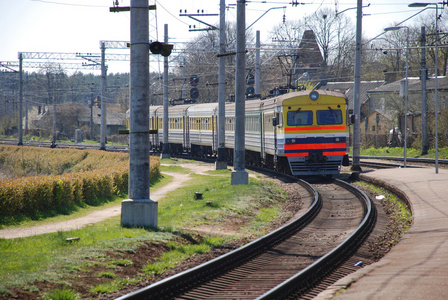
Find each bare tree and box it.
[415,10,448,76]
[170,22,255,103]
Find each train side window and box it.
[317,109,343,125]
[287,111,312,126]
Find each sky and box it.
[0,0,442,74]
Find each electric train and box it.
[127,90,350,176]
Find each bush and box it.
[0,147,161,219]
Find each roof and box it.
[318,81,385,110]
[297,30,325,67]
[367,76,448,94]
[26,103,126,128]
[91,106,125,126]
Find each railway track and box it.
[2,139,446,168]
[359,155,448,168]
[116,178,375,300]
[0,139,128,152]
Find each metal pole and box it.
[90,85,93,140]
[404,27,409,168]
[18,52,23,146]
[25,74,28,135]
[385,25,410,167]
[421,26,428,155]
[231,0,248,185]
[53,75,57,143]
[100,42,107,150]
[255,30,261,95]
[181,57,186,100]
[161,24,170,159]
[351,0,362,172]
[434,5,439,173]
[216,0,227,170]
[122,0,157,228]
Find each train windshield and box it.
[287,110,313,126]
[317,109,343,125]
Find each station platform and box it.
[317,167,448,300]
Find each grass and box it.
[143,237,221,277]
[0,159,291,298]
[46,287,81,300]
[157,169,287,233]
[354,181,412,257]
[0,220,173,287]
[360,146,448,159]
[0,194,127,229]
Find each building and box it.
[25,102,126,141]
[365,76,448,147]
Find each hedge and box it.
[0,154,160,217]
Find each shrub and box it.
[0,147,161,219]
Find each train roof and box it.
[143,90,347,117]
[275,90,346,105]
[186,103,218,116]
[168,105,192,115]
[149,106,163,114]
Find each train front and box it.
[277,90,349,176]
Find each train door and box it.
[155,116,160,152]
[150,116,155,150]
[260,110,265,164]
[273,110,281,170]
[183,115,190,153]
[212,115,217,153]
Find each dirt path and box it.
[0,163,216,239]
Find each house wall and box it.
[360,112,392,148]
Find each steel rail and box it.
[360,155,448,165]
[256,179,376,299]
[115,179,320,300]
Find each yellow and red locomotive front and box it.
[276,90,349,176]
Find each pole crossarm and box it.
[110,4,156,12]
[0,61,20,72]
[101,40,130,49]
[20,52,81,60]
[1,60,101,71]
[19,51,129,62]
[179,13,219,31]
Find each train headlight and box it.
[309,91,319,101]
[291,139,296,143]
[335,137,340,142]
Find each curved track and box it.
[116,178,375,300]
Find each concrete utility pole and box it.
[351,0,362,172]
[121,0,158,228]
[231,0,249,185]
[100,42,107,150]
[420,26,428,155]
[216,0,227,170]
[161,24,170,159]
